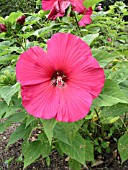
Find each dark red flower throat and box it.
[51,70,68,87]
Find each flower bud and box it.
[16,15,26,25]
[107,38,111,42]
[97,5,102,11]
[0,24,7,33]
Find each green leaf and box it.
[22,140,43,168]
[59,133,86,165]
[17,32,33,39]
[92,49,119,67]
[84,0,103,8]
[38,133,51,158]
[46,156,50,167]
[82,33,99,45]
[93,79,128,107]
[26,115,35,127]
[100,116,119,124]
[0,40,15,47]
[40,119,57,145]
[59,133,94,165]
[102,79,128,102]
[118,134,128,163]
[32,27,51,37]
[0,17,5,23]
[0,101,8,119]
[6,112,26,123]
[0,123,6,134]
[53,120,84,145]
[25,15,41,25]
[0,83,20,105]
[53,122,70,145]
[0,112,26,134]
[100,103,128,117]
[108,62,128,84]
[0,54,18,62]
[7,121,31,147]
[69,159,81,170]
[84,140,94,161]
[6,12,23,24]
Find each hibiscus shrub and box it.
[0,0,128,169]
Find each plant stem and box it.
[121,112,127,134]
[16,37,26,51]
[74,14,83,37]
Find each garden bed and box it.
[1,123,128,170]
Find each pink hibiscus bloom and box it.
[78,7,92,27]
[16,33,105,122]
[48,0,71,20]
[42,0,85,20]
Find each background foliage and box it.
[0,0,128,169]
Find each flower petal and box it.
[47,33,92,75]
[78,7,92,26]
[48,0,71,20]
[70,66,105,99]
[69,52,105,99]
[56,83,92,122]
[78,15,92,26]
[16,46,54,85]
[21,82,59,119]
[70,0,85,13]
[42,0,56,11]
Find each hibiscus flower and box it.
[78,7,92,27]
[16,33,105,122]
[42,0,85,20]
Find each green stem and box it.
[74,14,83,37]
[16,37,26,51]
[121,112,127,134]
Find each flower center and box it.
[51,70,68,87]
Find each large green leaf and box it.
[84,0,103,8]
[102,79,128,102]
[108,62,128,84]
[84,140,94,161]
[7,121,31,147]
[22,140,43,168]
[53,120,84,145]
[40,119,57,145]
[6,12,23,24]
[59,133,86,165]
[53,122,71,145]
[82,33,99,45]
[0,112,26,134]
[25,115,35,127]
[69,159,81,170]
[92,49,120,67]
[0,54,18,62]
[93,79,128,107]
[0,83,20,105]
[118,134,128,163]
[38,133,51,158]
[100,103,128,118]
